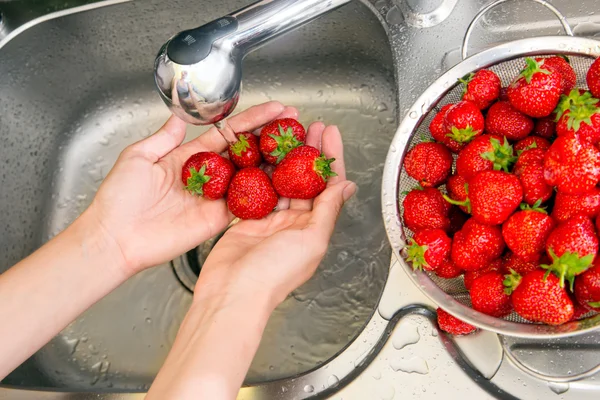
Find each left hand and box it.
[87,101,297,275]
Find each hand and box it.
[87,101,297,275]
[194,123,356,309]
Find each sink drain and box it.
[171,232,225,292]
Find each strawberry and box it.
[455,134,516,182]
[470,272,513,317]
[451,219,504,271]
[574,259,600,312]
[406,229,451,271]
[537,56,576,95]
[552,188,600,222]
[403,142,452,187]
[430,104,464,153]
[507,57,563,118]
[259,118,306,164]
[555,90,600,144]
[543,133,600,194]
[228,132,262,168]
[464,258,503,290]
[181,152,235,200]
[227,167,278,220]
[503,252,540,276]
[448,206,469,236]
[435,259,463,279]
[586,57,600,99]
[443,100,485,145]
[513,136,550,153]
[469,170,523,225]
[502,201,555,261]
[571,298,591,321]
[544,215,598,290]
[507,269,574,325]
[272,145,336,199]
[445,175,470,214]
[460,69,501,110]
[533,117,556,139]
[485,101,534,141]
[402,187,451,232]
[436,308,476,335]
[513,149,553,205]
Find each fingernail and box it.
[343,182,357,201]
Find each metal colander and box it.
[382,1,600,339]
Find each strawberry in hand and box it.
[507,57,563,118]
[259,118,306,164]
[228,132,262,168]
[182,152,235,200]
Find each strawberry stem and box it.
[314,155,338,181]
[481,137,517,173]
[541,248,595,291]
[458,72,474,98]
[185,165,211,196]
[589,301,600,308]
[503,269,522,295]
[406,238,430,271]
[443,192,471,214]
[519,199,547,214]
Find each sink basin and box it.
[0,0,396,391]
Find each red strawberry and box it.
[403,142,452,187]
[502,202,555,261]
[543,133,600,194]
[455,134,516,182]
[552,188,600,222]
[587,57,600,99]
[499,87,509,101]
[272,145,336,199]
[508,270,574,325]
[437,308,476,335]
[181,152,235,200]
[435,259,463,279]
[227,168,278,219]
[597,213,600,234]
[460,69,501,110]
[555,90,600,144]
[470,272,513,317]
[464,258,503,290]
[448,206,469,236]
[507,57,563,118]
[451,219,505,271]
[445,175,470,214]
[430,104,464,153]
[406,229,451,271]
[571,298,591,321]
[537,56,576,95]
[574,259,600,312]
[259,118,306,164]
[485,101,534,141]
[444,101,485,145]
[544,215,598,289]
[503,252,540,276]
[469,170,523,225]
[513,136,550,153]
[514,149,553,205]
[228,132,262,168]
[403,187,451,232]
[533,117,556,139]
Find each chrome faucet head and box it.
[154,17,242,126]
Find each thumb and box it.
[130,115,187,162]
[309,181,357,239]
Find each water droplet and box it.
[390,357,429,375]
[281,386,288,393]
[145,317,152,324]
[372,370,382,380]
[304,384,314,393]
[409,111,418,119]
[377,102,389,112]
[548,381,569,394]
[269,365,275,371]
[327,374,340,387]
[64,338,79,355]
[392,319,421,350]
[390,145,397,152]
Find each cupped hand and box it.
[88,101,297,274]
[195,123,356,309]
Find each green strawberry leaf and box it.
[406,238,430,271]
[230,134,250,157]
[480,137,517,172]
[185,165,211,196]
[519,199,547,214]
[516,141,537,156]
[458,72,474,98]
[503,269,522,295]
[542,248,595,291]
[519,57,551,84]
[588,301,600,308]
[446,126,479,143]
[269,125,303,164]
[314,155,338,181]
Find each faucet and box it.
[154,0,351,142]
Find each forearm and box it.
[147,285,273,400]
[0,209,129,379]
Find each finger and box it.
[175,101,285,160]
[321,125,346,185]
[289,122,326,211]
[277,197,291,211]
[128,115,187,162]
[308,181,356,240]
[253,106,299,136]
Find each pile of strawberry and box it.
[182,118,336,220]
[401,56,600,335]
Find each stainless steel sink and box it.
[0,0,395,393]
